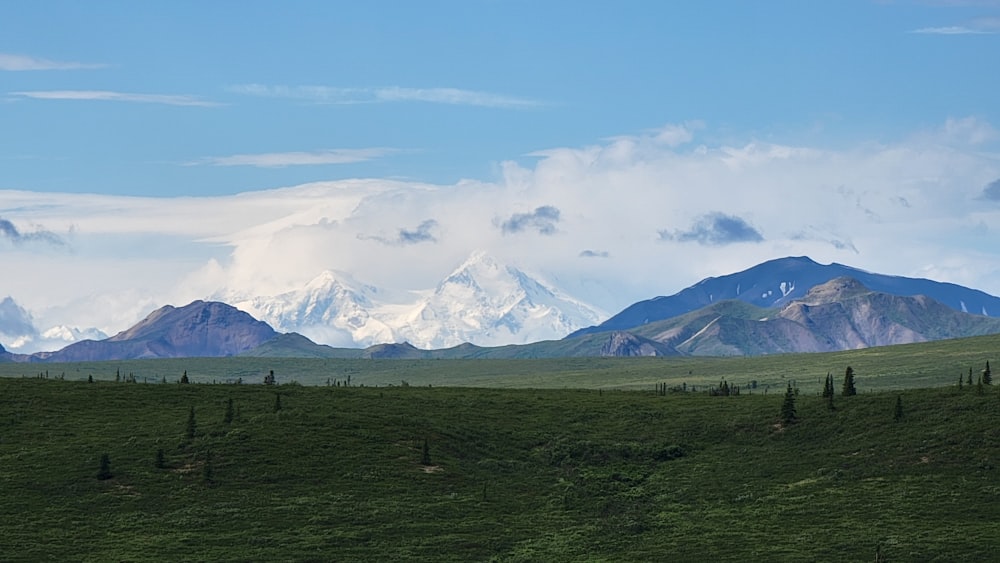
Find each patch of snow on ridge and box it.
[780,281,795,297]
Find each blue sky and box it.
[2,1,1000,351]
[4,1,998,195]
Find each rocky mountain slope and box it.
[625,277,1000,356]
[570,256,1000,338]
[29,301,277,362]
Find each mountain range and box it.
[3,256,1000,362]
[231,251,605,350]
[569,256,1000,337]
[3,301,277,363]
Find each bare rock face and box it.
[600,331,674,357]
[37,301,277,361]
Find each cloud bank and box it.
[2,118,1000,350]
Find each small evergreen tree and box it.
[203,450,214,484]
[87,374,93,383]
[893,395,903,422]
[186,406,197,439]
[958,374,964,389]
[180,370,190,384]
[983,361,992,385]
[780,384,797,424]
[97,453,112,480]
[421,439,432,465]
[967,368,973,386]
[842,366,857,397]
[224,398,234,424]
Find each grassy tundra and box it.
[1,334,997,560]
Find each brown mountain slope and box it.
[630,277,1000,356]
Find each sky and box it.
[2,1,1000,351]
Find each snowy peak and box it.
[237,269,395,347]
[404,251,605,348]
[240,251,606,350]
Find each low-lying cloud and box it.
[0,217,65,247]
[360,219,439,246]
[660,213,764,246]
[500,206,561,235]
[982,178,1000,201]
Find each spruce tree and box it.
[958,374,964,389]
[180,370,190,384]
[186,406,197,439]
[893,396,903,422]
[97,453,112,480]
[780,384,797,424]
[203,450,214,484]
[842,366,857,397]
[983,361,992,385]
[968,368,973,386]
[421,439,432,465]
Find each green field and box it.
[4,332,999,392]
[1,336,998,560]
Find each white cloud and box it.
[941,116,998,145]
[0,53,106,71]
[909,25,992,34]
[230,84,540,108]
[191,148,397,168]
[2,119,1000,347]
[10,90,218,107]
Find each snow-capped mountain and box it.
[397,251,605,348]
[234,270,397,348]
[239,251,607,349]
[0,296,108,353]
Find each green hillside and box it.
[1,377,998,561]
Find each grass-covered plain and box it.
[2,372,999,561]
[3,332,999,392]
